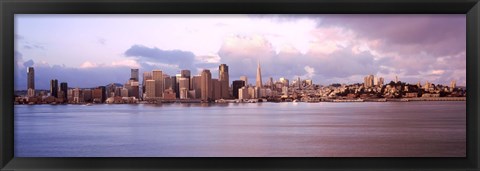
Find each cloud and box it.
[97,37,106,45]
[124,45,196,69]
[80,61,97,68]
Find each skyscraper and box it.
[219,64,229,99]
[364,75,374,87]
[142,72,152,96]
[50,79,58,98]
[212,79,221,100]
[145,80,156,98]
[152,70,164,98]
[232,80,245,99]
[131,68,139,81]
[256,61,263,88]
[200,69,212,101]
[27,67,35,97]
[60,82,68,102]
[180,70,191,90]
[240,76,248,86]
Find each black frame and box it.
[1,0,479,170]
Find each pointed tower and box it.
[256,60,263,88]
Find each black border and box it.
[1,0,479,170]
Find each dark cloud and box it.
[124,44,195,69]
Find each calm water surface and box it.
[15,101,466,157]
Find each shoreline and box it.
[13,97,466,105]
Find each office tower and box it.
[269,77,274,88]
[240,76,248,86]
[297,77,301,89]
[50,79,58,98]
[181,70,191,89]
[191,76,202,99]
[451,80,456,89]
[178,77,189,91]
[107,83,117,98]
[212,79,221,100]
[305,79,313,86]
[121,88,129,97]
[27,67,35,97]
[73,88,83,103]
[238,87,249,100]
[248,86,256,99]
[256,61,263,88]
[378,77,384,86]
[282,86,289,96]
[200,69,212,101]
[99,86,106,103]
[364,75,374,88]
[279,77,289,87]
[145,80,156,98]
[163,88,176,100]
[131,68,139,81]
[164,76,172,90]
[83,89,92,103]
[60,82,68,101]
[152,70,164,98]
[219,64,229,99]
[232,80,245,99]
[142,72,152,95]
[131,81,139,98]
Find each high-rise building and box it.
[60,82,68,102]
[27,67,35,97]
[219,64,229,99]
[200,69,212,101]
[145,80,156,98]
[232,80,245,99]
[378,77,384,86]
[181,70,191,90]
[131,81,139,98]
[256,61,263,88]
[191,76,202,99]
[364,75,374,87]
[279,77,289,87]
[50,79,58,98]
[212,79,221,100]
[238,87,249,100]
[240,76,248,86]
[131,69,139,81]
[83,89,92,103]
[269,77,274,88]
[178,77,189,91]
[450,80,457,89]
[142,72,152,96]
[152,70,164,98]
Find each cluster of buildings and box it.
[14,64,466,105]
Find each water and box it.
[14,101,466,157]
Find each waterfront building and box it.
[163,88,176,100]
[238,87,249,100]
[60,82,68,101]
[181,70,191,90]
[240,76,248,86]
[145,80,156,99]
[83,89,92,102]
[232,80,245,99]
[27,67,35,97]
[212,79,221,100]
[279,77,289,87]
[191,76,202,99]
[180,88,189,99]
[73,88,84,103]
[142,72,152,96]
[121,88,129,97]
[200,69,212,101]
[364,75,374,88]
[450,80,457,89]
[131,68,139,81]
[256,61,263,88]
[50,79,58,98]
[248,86,256,99]
[152,70,164,98]
[219,64,230,99]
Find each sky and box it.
[14,14,466,90]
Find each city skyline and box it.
[14,14,466,90]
